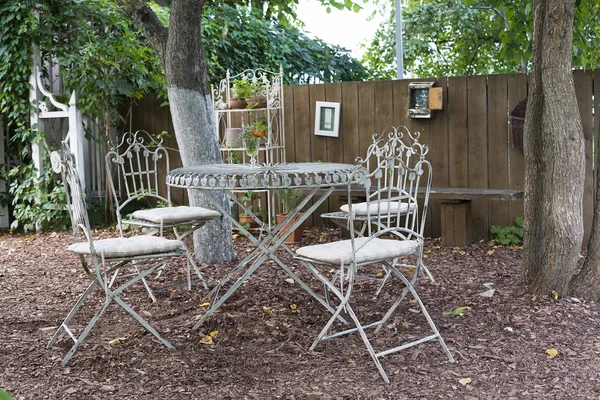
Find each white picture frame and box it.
[314,101,340,137]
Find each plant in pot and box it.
[230,79,253,109]
[242,120,267,166]
[277,188,306,244]
[239,190,263,228]
[246,81,268,109]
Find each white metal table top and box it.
[166,162,367,190]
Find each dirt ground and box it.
[1,227,600,400]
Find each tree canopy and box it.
[362,0,600,79]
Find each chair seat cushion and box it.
[340,201,416,216]
[132,206,220,224]
[295,237,419,265]
[68,236,184,258]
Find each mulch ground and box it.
[1,227,600,400]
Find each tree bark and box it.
[522,0,584,296]
[119,0,235,263]
[571,134,600,299]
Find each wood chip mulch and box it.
[1,227,599,399]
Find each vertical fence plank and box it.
[283,86,295,163]
[341,82,359,164]
[358,81,376,159]
[507,74,527,224]
[392,79,410,127]
[374,80,394,133]
[429,77,449,239]
[487,74,510,232]
[574,70,594,246]
[447,76,469,188]
[309,84,327,226]
[324,83,343,224]
[467,75,489,241]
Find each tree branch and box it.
[117,0,168,64]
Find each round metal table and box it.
[166,162,367,329]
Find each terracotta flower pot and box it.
[276,213,304,244]
[229,98,247,109]
[239,215,261,228]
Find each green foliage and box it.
[243,120,267,141]
[8,160,69,233]
[490,217,524,246]
[231,79,254,100]
[442,306,470,317]
[151,2,368,84]
[1,0,165,232]
[278,189,305,215]
[362,0,600,79]
[0,388,12,400]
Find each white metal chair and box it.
[105,130,220,296]
[47,145,185,366]
[322,126,434,299]
[294,146,454,383]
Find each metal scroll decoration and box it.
[166,163,367,191]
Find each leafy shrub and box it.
[490,217,524,245]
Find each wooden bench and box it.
[331,187,524,247]
[428,188,523,247]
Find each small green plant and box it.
[278,189,305,215]
[442,306,470,317]
[225,151,240,164]
[242,120,267,142]
[231,79,253,100]
[0,388,13,400]
[490,216,524,245]
[239,190,260,217]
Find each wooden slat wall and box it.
[130,72,599,244]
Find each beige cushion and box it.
[340,201,416,216]
[68,236,184,258]
[295,237,419,265]
[132,206,220,224]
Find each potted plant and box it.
[230,79,253,109]
[242,120,267,166]
[246,81,267,109]
[238,190,263,228]
[276,188,306,244]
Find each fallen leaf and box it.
[285,278,295,284]
[109,337,127,345]
[443,306,470,317]
[459,377,472,386]
[376,272,384,278]
[209,330,219,337]
[545,348,558,357]
[199,302,211,307]
[290,304,297,310]
[200,335,214,345]
[487,250,494,255]
[459,251,466,255]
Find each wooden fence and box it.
[129,71,600,243]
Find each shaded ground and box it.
[1,227,600,399]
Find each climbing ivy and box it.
[0,0,165,231]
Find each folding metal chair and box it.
[105,130,220,296]
[322,125,434,300]
[47,145,185,366]
[294,146,454,383]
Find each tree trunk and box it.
[119,0,235,263]
[522,0,584,296]
[571,134,600,299]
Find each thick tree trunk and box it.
[522,0,584,296]
[571,139,600,298]
[120,0,235,263]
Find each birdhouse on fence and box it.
[408,82,443,118]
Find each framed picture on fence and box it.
[314,101,340,137]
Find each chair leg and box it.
[173,227,208,290]
[48,280,98,348]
